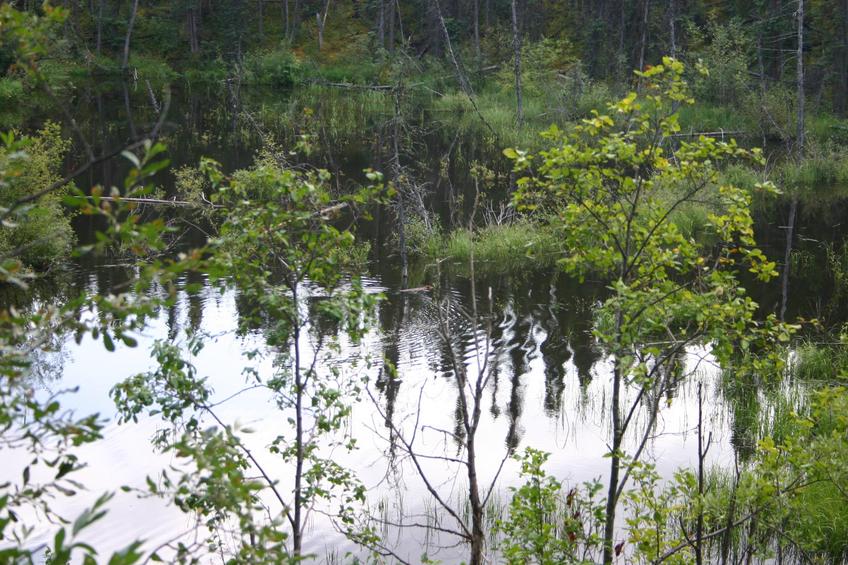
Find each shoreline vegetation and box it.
[9,44,848,278]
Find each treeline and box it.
[4,1,848,111]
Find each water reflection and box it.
[2,257,754,561]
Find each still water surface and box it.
[10,264,736,562]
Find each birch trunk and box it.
[511,0,523,125]
[121,0,140,71]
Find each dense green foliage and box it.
[5,0,848,127]
[511,58,795,563]
[0,124,74,270]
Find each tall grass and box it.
[776,143,848,198]
[432,78,615,150]
[677,103,758,135]
[421,221,562,274]
[791,342,848,383]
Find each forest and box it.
[3,0,848,564]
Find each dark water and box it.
[6,80,848,562]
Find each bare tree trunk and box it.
[456,183,488,565]
[377,0,385,49]
[840,0,848,115]
[316,0,331,51]
[395,0,405,46]
[434,0,472,94]
[511,0,523,125]
[797,0,805,155]
[757,32,766,94]
[388,0,396,51]
[392,89,408,289]
[122,0,140,71]
[602,358,623,565]
[464,394,485,565]
[619,0,626,78]
[96,0,104,55]
[187,9,194,54]
[367,212,507,564]
[292,0,301,41]
[780,199,797,322]
[187,2,200,54]
[193,3,201,54]
[122,80,138,140]
[473,0,480,62]
[258,0,264,41]
[781,0,804,322]
[695,382,712,565]
[669,0,676,57]
[638,0,650,71]
[316,13,324,50]
[282,0,290,39]
[291,285,304,557]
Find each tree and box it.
[316,0,331,51]
[0,137,172,565]
[365,173,511,565]
[496,448,606,564]
[112,153,384,560]
[0,13,192,561]
[122,0,140,70]
[511,57,793,564]
[511,0,523,126]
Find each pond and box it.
[5,80,847,563]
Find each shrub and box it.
[0,77,24,127]
[686,19,753,106]
[0,122,74,270]
[127,53,177,84]
[243,48,301,87]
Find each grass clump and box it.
[183,58,229,85]
[791,342,848,382]
[82,53,176,85]
[776,142,848,197]
[677,102,756,134]
[423,220,561,273]
[807,113,848,145]
[432,68,616,150]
